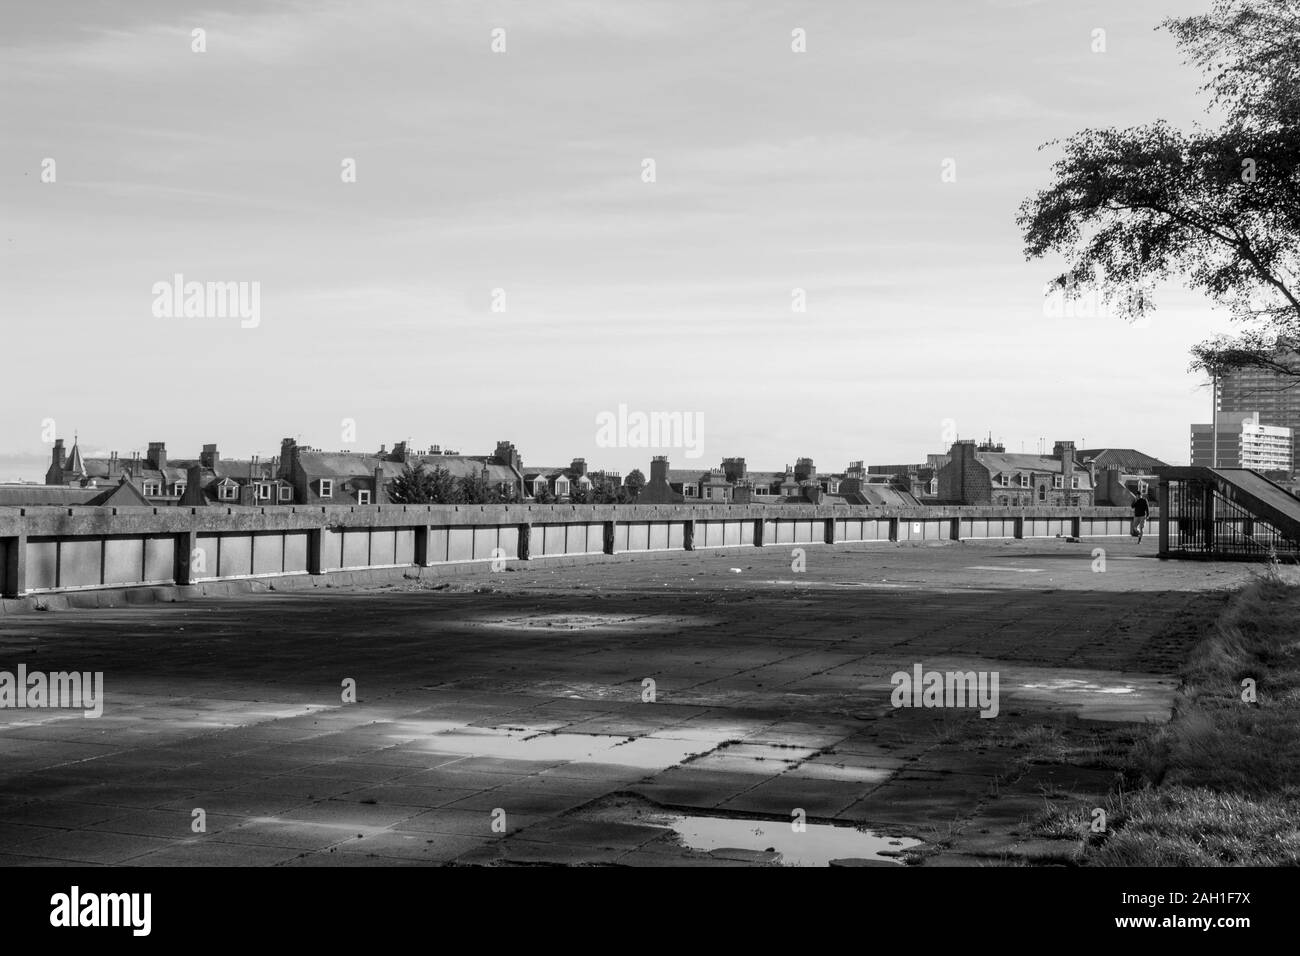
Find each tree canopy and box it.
[1018,0,1300,379]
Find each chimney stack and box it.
[146,441,167,471]
[650,455,669,485]
[495,440,522,472]
[1054,440,1076,493]
[570,457,587,477]
[372,466,385,504]
[52,438,65,469]
[200,443,219,469]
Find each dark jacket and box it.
[1133,497,1150,517]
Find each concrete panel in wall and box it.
[321,529,343,571]
[696,521,717,548]
[448,527,474,562]
[723,521,742,547]
[473,527,498,561]
[583,524,604,554]
[795,520,816,544]
[627,523,649,552]
[145,536,174,582]
[104,537,146,585]
[901,520,945,541]
[219,534,254,578]
[542,525,565,557]
[195,534,220,577]
[613,522,630,553]
[394,528,416,565]
[428,528,449,564]
[496,526,519,560]
[370,529,397,566]
[775,521,794,544]
[59,538,102,588]
[284,532,309,572]
[252,534,283,575]
[25,539,58,590]
[740,521,754,545]
[342,530,370,569]
[659,522,678,551]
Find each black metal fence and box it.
[1163,476,1300,560]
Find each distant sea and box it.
[0,455,49,484]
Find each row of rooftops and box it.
[21,432,1166,509]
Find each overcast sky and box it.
[1,0,1225,481]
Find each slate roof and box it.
[1076,448,1167,472]
[0,485,103,507]
[297,451,518,485]
[975,452,1095,489]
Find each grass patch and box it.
[1086,568,1300,865]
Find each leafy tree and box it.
[455,473,497,504]
[388,463,454,504]
[532,483,557,504]
[1018,0,1300,380]
[623,468,646,501]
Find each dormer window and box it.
[357,490,372,505]
[278,485,292,502]
[142,481,161,496]
[173,482,186,496]
[256,482,272,500]
[1018,474,1029,488]
[219,482,237,501]
[319,479,333,498]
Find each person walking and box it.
[1131,494,1150,542]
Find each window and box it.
[256,483,272,500]
[1071,476,1080,489]
[278,485,292,502]
[555,479,569,495]
[684,485,697,497]
[357,490,371,505]
[1052,475,1063,489]
[929,479,938,495]
[143,481,161,496]
[319,479,333,498]
[1018,474,1029,488]
[1038,486,1047,501]
[173,482,186,496]
[219,482,237,500]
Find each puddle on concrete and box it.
[379,722,725,769]
[478,613,685,631]
[662,815,921,866]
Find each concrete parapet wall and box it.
[0,502,1142,598]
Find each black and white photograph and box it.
[1,0,1294,937]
